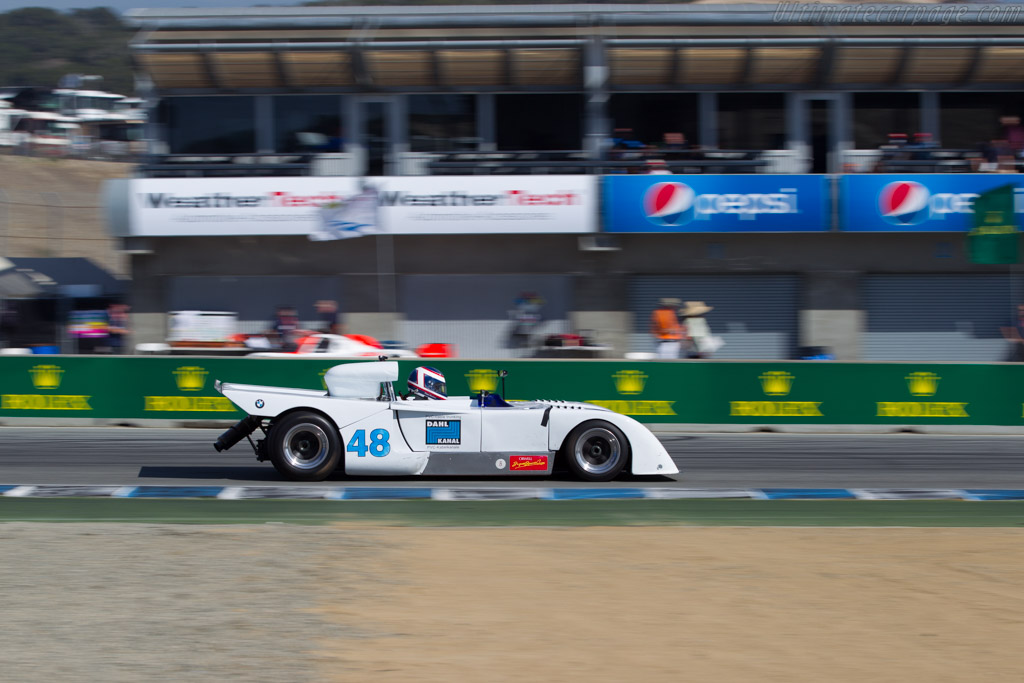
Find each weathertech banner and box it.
[124,176,597,236]
[602,175,828,232]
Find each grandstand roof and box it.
[126,4,1024,92]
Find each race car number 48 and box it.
[347,428,391,457]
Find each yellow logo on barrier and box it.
[30,364,64,390]
[144,365,234,413]
[613,370,647,395]
[759,371,794,397]
[1,364,91,410]
[906,372,939,397]
[876,370,967,418]
[586,369,675,416]
[466,369,499,393]
[730,370,822,417]
[173,366,208,392]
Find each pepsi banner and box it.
[602,175,829,233]
[841,175,1024,232]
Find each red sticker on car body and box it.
[510,455,548,471]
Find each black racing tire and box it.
[267,411,342,481]
[562,420,630,482]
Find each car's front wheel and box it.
[268,411,341,481]
[563,420,630,482]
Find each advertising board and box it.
[1,357,1021,427]
[841,174,1024,231]
[602,175,829,233]
[123,176,597,237]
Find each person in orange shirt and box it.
[650,297,685,359]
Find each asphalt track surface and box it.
[1,427,1023,489]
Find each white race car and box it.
[247,333,420,359]
[213,361,678,482]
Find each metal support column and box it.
[390,95,408,175]
[255,95,273,153]
[832,91,853,173]
[477,94,495,151]
[698,92,718,149]
[583,37,609,158]
[376,234,397,313]
[0,189,7,255]
[921,91,940,144]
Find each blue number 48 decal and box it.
[346,429,391,457]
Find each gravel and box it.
[0,523,382,681]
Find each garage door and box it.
[863,274,1020,361]
[168,275,342,334]
[628,275,799,359]
[399,274,571,359]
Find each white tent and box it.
[0,257,43,298]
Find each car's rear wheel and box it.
[268,411,341,481]
[563,420,629,482]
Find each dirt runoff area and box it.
[1,525,1023,682]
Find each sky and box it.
[5,0,312,13]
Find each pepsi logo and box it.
[879,181,929,226]
[644,182,696,227]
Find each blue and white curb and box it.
[2,485,1024,501]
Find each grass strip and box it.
[1,498,1024,526]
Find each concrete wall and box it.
[123,231,1010,356]
[0,156,131,278]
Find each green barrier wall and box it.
[0,356,1019,425]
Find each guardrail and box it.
[0,356,1019,426]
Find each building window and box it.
[940,92,1024,149]
[496,94,583,150]
[718,93,786,150]
[161,96,256,154]
[273,95,344,153]
[409,95,477,152]
[609,94,698,149]
[853,93,920,149]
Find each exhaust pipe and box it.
[214,415,262,452]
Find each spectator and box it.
[662,132,689,150]
[995,139,1019,173]
[1001,116,1024,156]
[650,297,684,359]
[908,132,937,160]
[1001,304,1024,361]
[316,299,340,334]
[508,292,544,355]
[611,128,644,150]
[679,301,723,359]
[974,139,999,172]
[273,305,299,351]
[646,158,671,174]
[0,300,20,348]
[106,303,130,354]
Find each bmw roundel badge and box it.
[255,399,265,409]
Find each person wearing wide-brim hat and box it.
[679,301,713,317]
[651,297,684,358]
[678,301,722,358]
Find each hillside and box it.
[0,8,132,95]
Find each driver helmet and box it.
[408,366,447,399]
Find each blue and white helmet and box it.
[408,366,447,399]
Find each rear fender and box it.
[216,381,389,430]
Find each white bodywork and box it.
[216,361,677,477]
[248,334,419,359]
